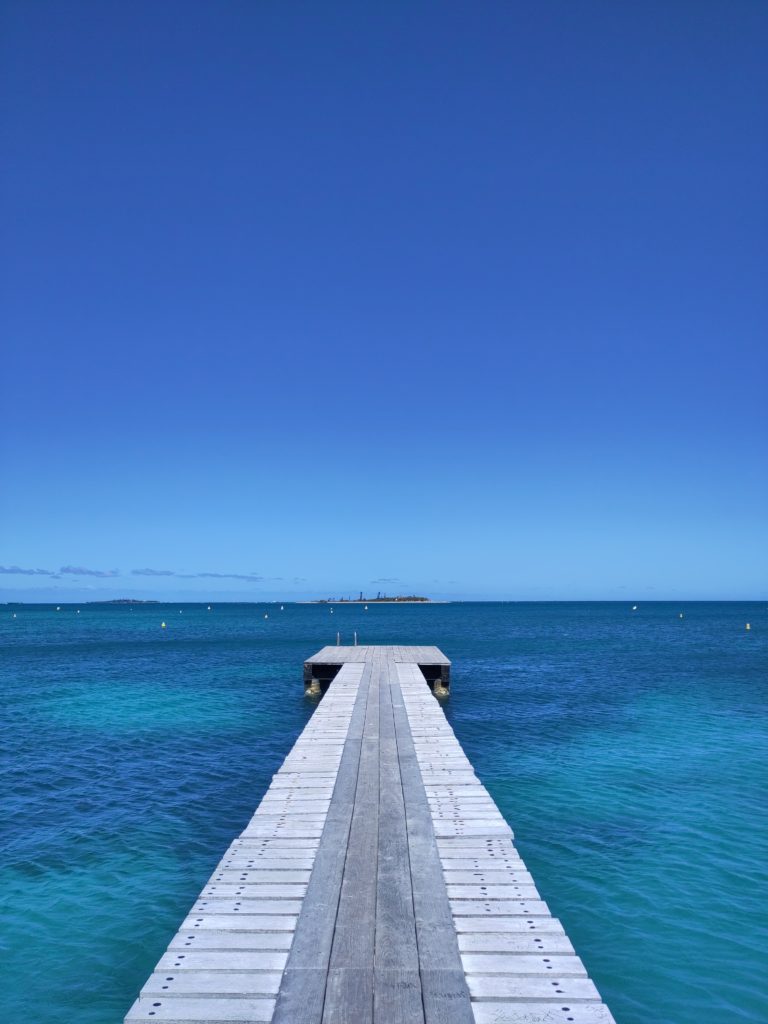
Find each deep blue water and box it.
[1,601,766,1023]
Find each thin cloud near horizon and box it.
[2,564,265,582]
[0,565,59,577]
[0,564,119,578]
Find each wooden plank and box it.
[373,969,423,1023]
[391,664,474,1024]
[140,971,282,996]
[373,659,423,1022]
[271,661,372,1024]
[201,884,307,898]
[322,968,373,1023]
[157,951,289,971]
[446,885,540,900]
[209,870,311,884]
[217,857,314,870]
[443,870,535,884]
[168,932,295,952]
[375,660,419,970]
[449,899,550,916]
[472,1006,616,1024]
[179,912,297,931]
[460,953,587,975]
[465,975,601,1000]
[190,899,303,915]
[458,932,575,954]
[451,916,565,934]
[125,997,275,1021]
[321,653,380,1024]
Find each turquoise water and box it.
[1,601,766,1023]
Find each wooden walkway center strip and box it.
[125,647,616,1024]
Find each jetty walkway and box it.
[125,646,615,1024]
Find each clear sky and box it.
[1,1,766,602]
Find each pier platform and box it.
[125,645,615,1024]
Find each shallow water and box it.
[1,601,766,1023]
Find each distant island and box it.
[88,599,161,605]
[312,593,430,604]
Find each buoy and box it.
[161,621,166,629]
[207,605,211,611]
[12,613,16,618]
[679,613,684,619]
[280,605,284,611]
[179,610,182,614]
[364,605,368,610]
[632,605,637,611]
[76,609,80,614]
[746,623,751,631]
[330,608,334,614]
[264,613,269,619]
[56,606,61,611]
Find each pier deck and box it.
[125,646,615,1024]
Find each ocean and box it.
[1,601,766,1023]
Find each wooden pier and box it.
[125,646,615,1024]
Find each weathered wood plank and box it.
[471,1005,616,1024]
[191,899,303,915]
[270,661,372,1024]
[321,655,380,1024]
[179,913,298,932]
[458,932,575,954]
[168,931,294,952]
[157,950,289,971]
[125,997,275,1022]
[391,664,475,1024]
[140,971,283,996]
[460,953,587,975]
[375,660,420,973]
[465,975,601,1000]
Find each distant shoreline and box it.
[300,599,439,605]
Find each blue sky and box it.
[1,1,766,602]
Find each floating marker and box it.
[280,605,284,611]
[364,605,368,610]
[76,609,80,614]
[12,613,16,619]
[264,613,269,619]
[679,613,684,619]
[746,623,751,631]
[632,605,638,611]
[207,605,211,611]
[161,621,166,629]
[56,606,61,611]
